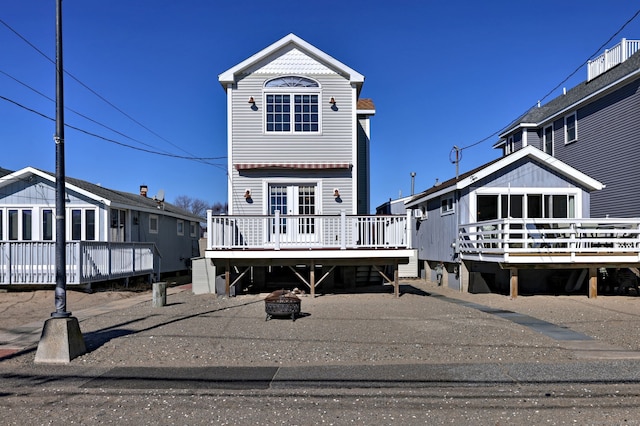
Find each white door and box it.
[268,184,317,244]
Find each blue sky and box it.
[2,1,640,212]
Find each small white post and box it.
[406,211,412,248]
[340,210,346,250]
[206,209,212,250]
[274,210,281,250]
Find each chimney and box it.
[140,185,148,197]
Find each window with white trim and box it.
[441,196,455,215]
[264,76,320,133]
[70,208,97,241]
[190,221,197,237]
[177,219,184,236]
[149,215,159,234]
[543,125,553,155]
[42,209,53,240]
[565,112,577,143]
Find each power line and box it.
[458,7,640,153]
[0,94,227,164]
[0,16,210,162]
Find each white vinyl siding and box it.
[230,73,355,215]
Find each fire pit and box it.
[264,290,301,321]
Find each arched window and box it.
[265,76,319,88]
[264,76,320,133]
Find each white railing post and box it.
[206,209,212,250]
[340,210,346,249]
[274,210,281,250]
[406,210,412,248]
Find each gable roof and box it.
[0,167,204,222]
[405,145,603,208]
[495,48,640,146]
[218,33,365,91]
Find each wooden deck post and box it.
[310,261,316,298]
[510,268,518,299]
[588,267,598,299]
[225,259,231,297]
[394,260,399,298]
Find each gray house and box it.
[205,34,413,296]
[402,146,640,298]
[494,38,640,218]
[0,167,203,286]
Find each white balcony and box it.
[458,218,640,265]
[206,211,412,251]
[587,38,640,81]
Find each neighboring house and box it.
[375,195,420,278]
[205,34,413,296]
[0,167,204,286]
[494,38,640,218]
[402,145,640,298]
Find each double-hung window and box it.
[441,196,455,215]
[265,76,320,133]
[543,125,553,155]
[565,112,577,143]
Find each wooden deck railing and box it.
[588,38,640,81]
[0,241,158,285]
[207,211,412,250]
[458,218,640,263]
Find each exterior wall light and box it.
[333,188,340,198]
[248,97,255,104]
[244,189,252,200]
[329,97,336,105]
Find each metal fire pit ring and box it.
[264,290,301,321]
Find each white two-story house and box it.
[205,34,413,296]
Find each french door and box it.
[268,184,317,243]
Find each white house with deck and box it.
[0,167,203,287]
[205,34,413,296]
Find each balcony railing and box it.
[0,241,158,285]
[588,38,640,81]
[458,218,640,263]
[207,210,412,250]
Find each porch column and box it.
[588,267,598,299]
[510,268,518,299]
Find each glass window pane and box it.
[527,195,543,218]
[43,209,53,240]
[477,195,498,221]
[22,210,32,240]
[9,210,18,240]
[0,210,3,239]
[85,210,95,240]
[72,209,82,240]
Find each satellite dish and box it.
[154,189,165,202]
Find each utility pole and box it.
[53,0,68,318]
[35,0,86,363]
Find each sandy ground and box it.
[0,288,149,330]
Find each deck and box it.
[205,212,414,296]
[0,241,159,286]
[458,218,640,298]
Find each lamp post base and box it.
[34,317,86,364]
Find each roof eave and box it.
[218,33,365,89]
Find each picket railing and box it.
[0,241,158,285]
[207,211,412,250]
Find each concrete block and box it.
[34,317,86,364]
